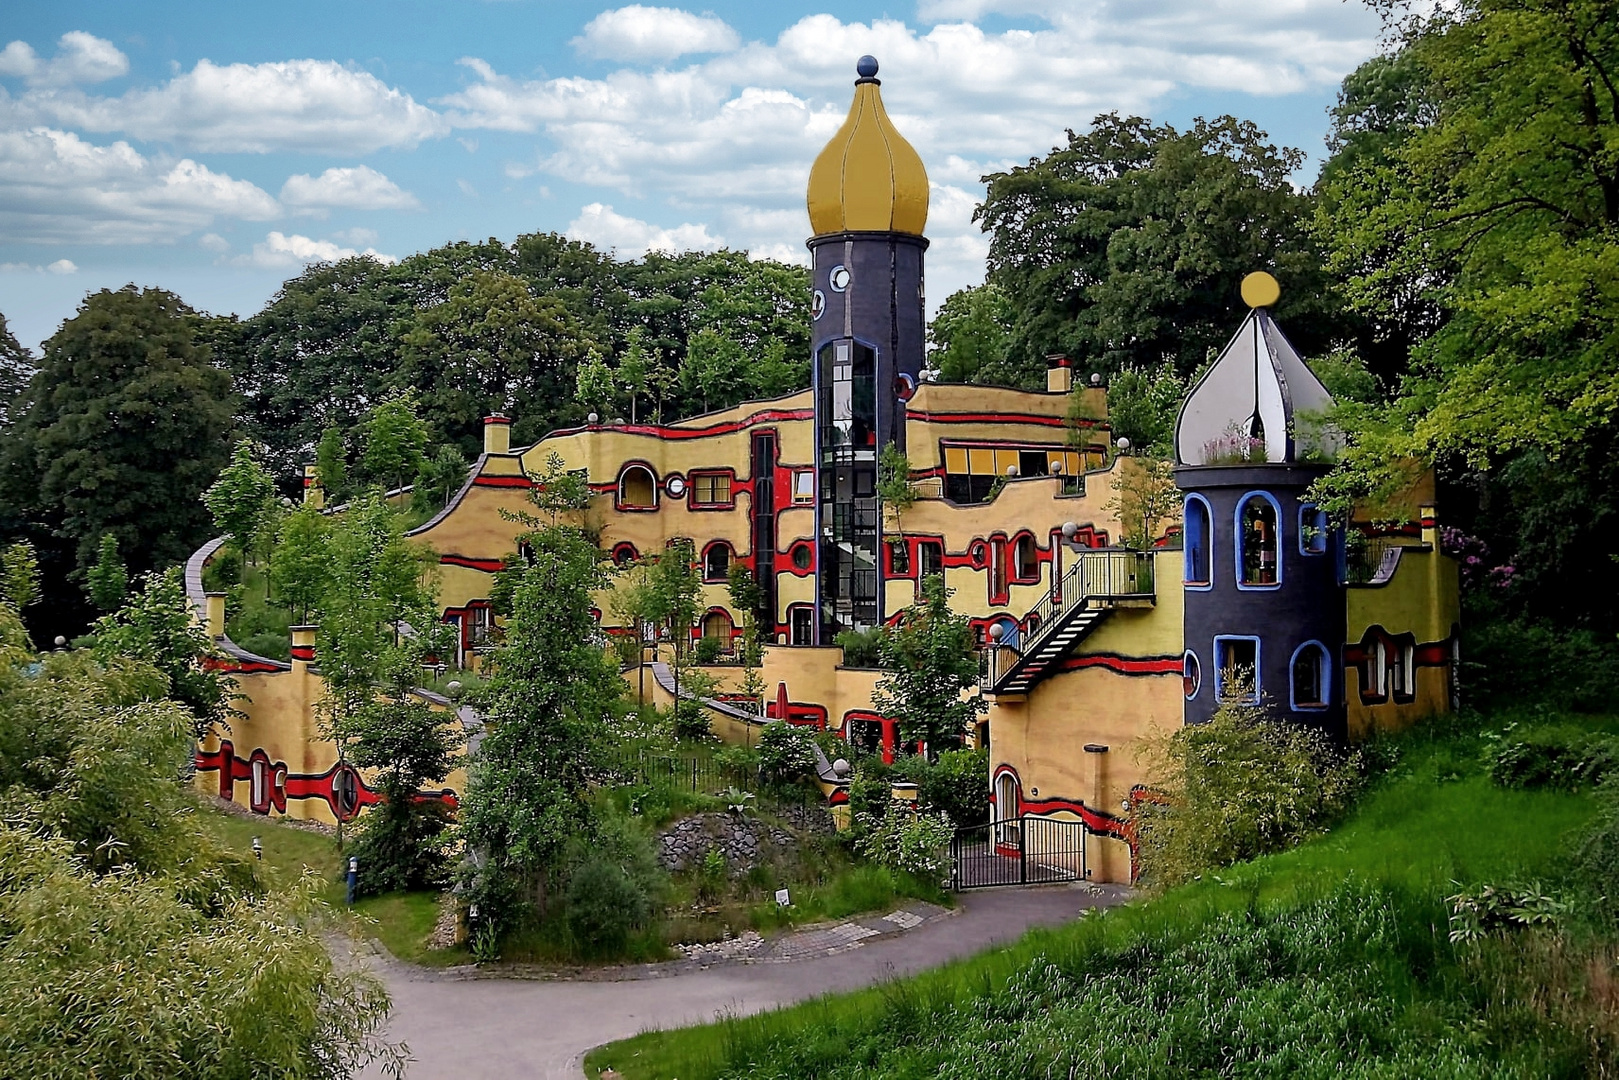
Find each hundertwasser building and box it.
[190,57,1458,883]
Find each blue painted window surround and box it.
[1214,635,1261,703]
[1235,491,1283,589]
[1184,494,1213,588]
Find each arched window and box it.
[1013,534,1039,581]
[1183,650,1202,699]
[701,609,734,651]
[1391,636,1417,700]
[1236,492,1281,587]
[1184,495,1212,586]
[617,464,657,509]
[703,543,731,582]
[1299,504,1329,555]
[1290,641,1330,710]
[1357,628,1389,702]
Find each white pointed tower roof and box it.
[1174,272,1339,465]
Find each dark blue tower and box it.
[1173,274,1347,736]
[805,57,929,638]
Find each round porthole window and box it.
[811,289,826,320]
[665,476,686,498]
[792,544,812,570]
[1183,651,1202,700]
[829,265,851,292]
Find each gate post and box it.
[1019,815,1027,885]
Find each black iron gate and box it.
[950,815,1087,889]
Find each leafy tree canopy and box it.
[978,114,1344,388]
[928,283,1015,385]
[872,574,986,759]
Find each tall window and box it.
[888,540,910,575]
[1237,493,1280,586]
[1014,534,1039,581]
[1299,504,1329,555]
[691,471,733,507]
[1391,638,1416,700]
[1291,642,1329,709]
[1184,495,1212,585]
[1215,636,1260,703]
[917,540,944,581]
[704,543,731,582]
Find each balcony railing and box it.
[1025,549,1156,638]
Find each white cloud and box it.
[45,258,76,274]
[0,32,129,88]
[444,1,1379,303]
[0,127,280,245]
[566,203,723,255]
[17,59,447,154]
[198,232,230,252]
[573,6,741,62]
[235,230,398,269]
[279,165,420,213]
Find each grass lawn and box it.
[585,710,1607,1080]
[193,801,472,965]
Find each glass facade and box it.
[817,338,880,633]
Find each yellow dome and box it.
[806,60,929,237]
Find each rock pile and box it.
[656,812,796,874]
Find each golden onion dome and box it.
[806,56,929,237]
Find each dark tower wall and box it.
[1176,463,1347,738]
[809,231,927,638]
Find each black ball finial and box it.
[857,55,878,78]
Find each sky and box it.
[0,0,1390,351]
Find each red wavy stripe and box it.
[440,554,505,572]
[1050,654,1181,676]
[472,475,533,488]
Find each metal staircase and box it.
[988,549,1156,697]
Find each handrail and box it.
[1015,549,1156,659]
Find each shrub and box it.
[853,810,954,878]
[1488,731,1619,791]
[894,748,989,828]
[673,698,713,741]
[693,636,724,665]
[1135,696,1362,887]
[564,857,651,954]
[758,722,819,786]
[235,630,290,662]
[1464,618,1619,712]
[835,627,887,669]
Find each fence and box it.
[949,814,1087,889]
[603,748,755,794]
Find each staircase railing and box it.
[1025,549,1155,642]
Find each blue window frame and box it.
[1183,494,1213,588]
[1289,640,1331,710]
[1299,504,1329,556]
[1214,635,1261,703]
[1235,491,1283,589]
[1183,650,1202,700]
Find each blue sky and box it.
[0,0,1387,350]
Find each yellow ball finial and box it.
[1241,271,1281,309]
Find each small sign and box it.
[775,888,791,907]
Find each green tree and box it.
[1103,361,1187,454]
[93,568,230,740]
[345,650,463,897]
[0,310,35,434]
[680,329,745,414]
[358,393,430,494]
[615,327,655,423]
[978,114,1341,387]
[269,505,330,624]
[412,444,469,516]
[315,424,349,502]
[727,565,767,730]
[0,603,401,1076]
[203,439,278,562]
[1107,455,1180,549]
[85,533,127,613]
[871,574,986,760]
[878,444,920,547]
[0,540,40,611]
[2,287,235,577]
[574,348,617,420]
[398,268,596,453]
[457,528,623,932]
[929,283,1014,384]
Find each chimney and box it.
[205,592,226,639]
[290,625,316,672]
[484,413,512,456]
[302,464,324,509]
[1045,353,1073,394]
[1420,505,1437,548]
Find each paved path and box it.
[362,884,1127,1080]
